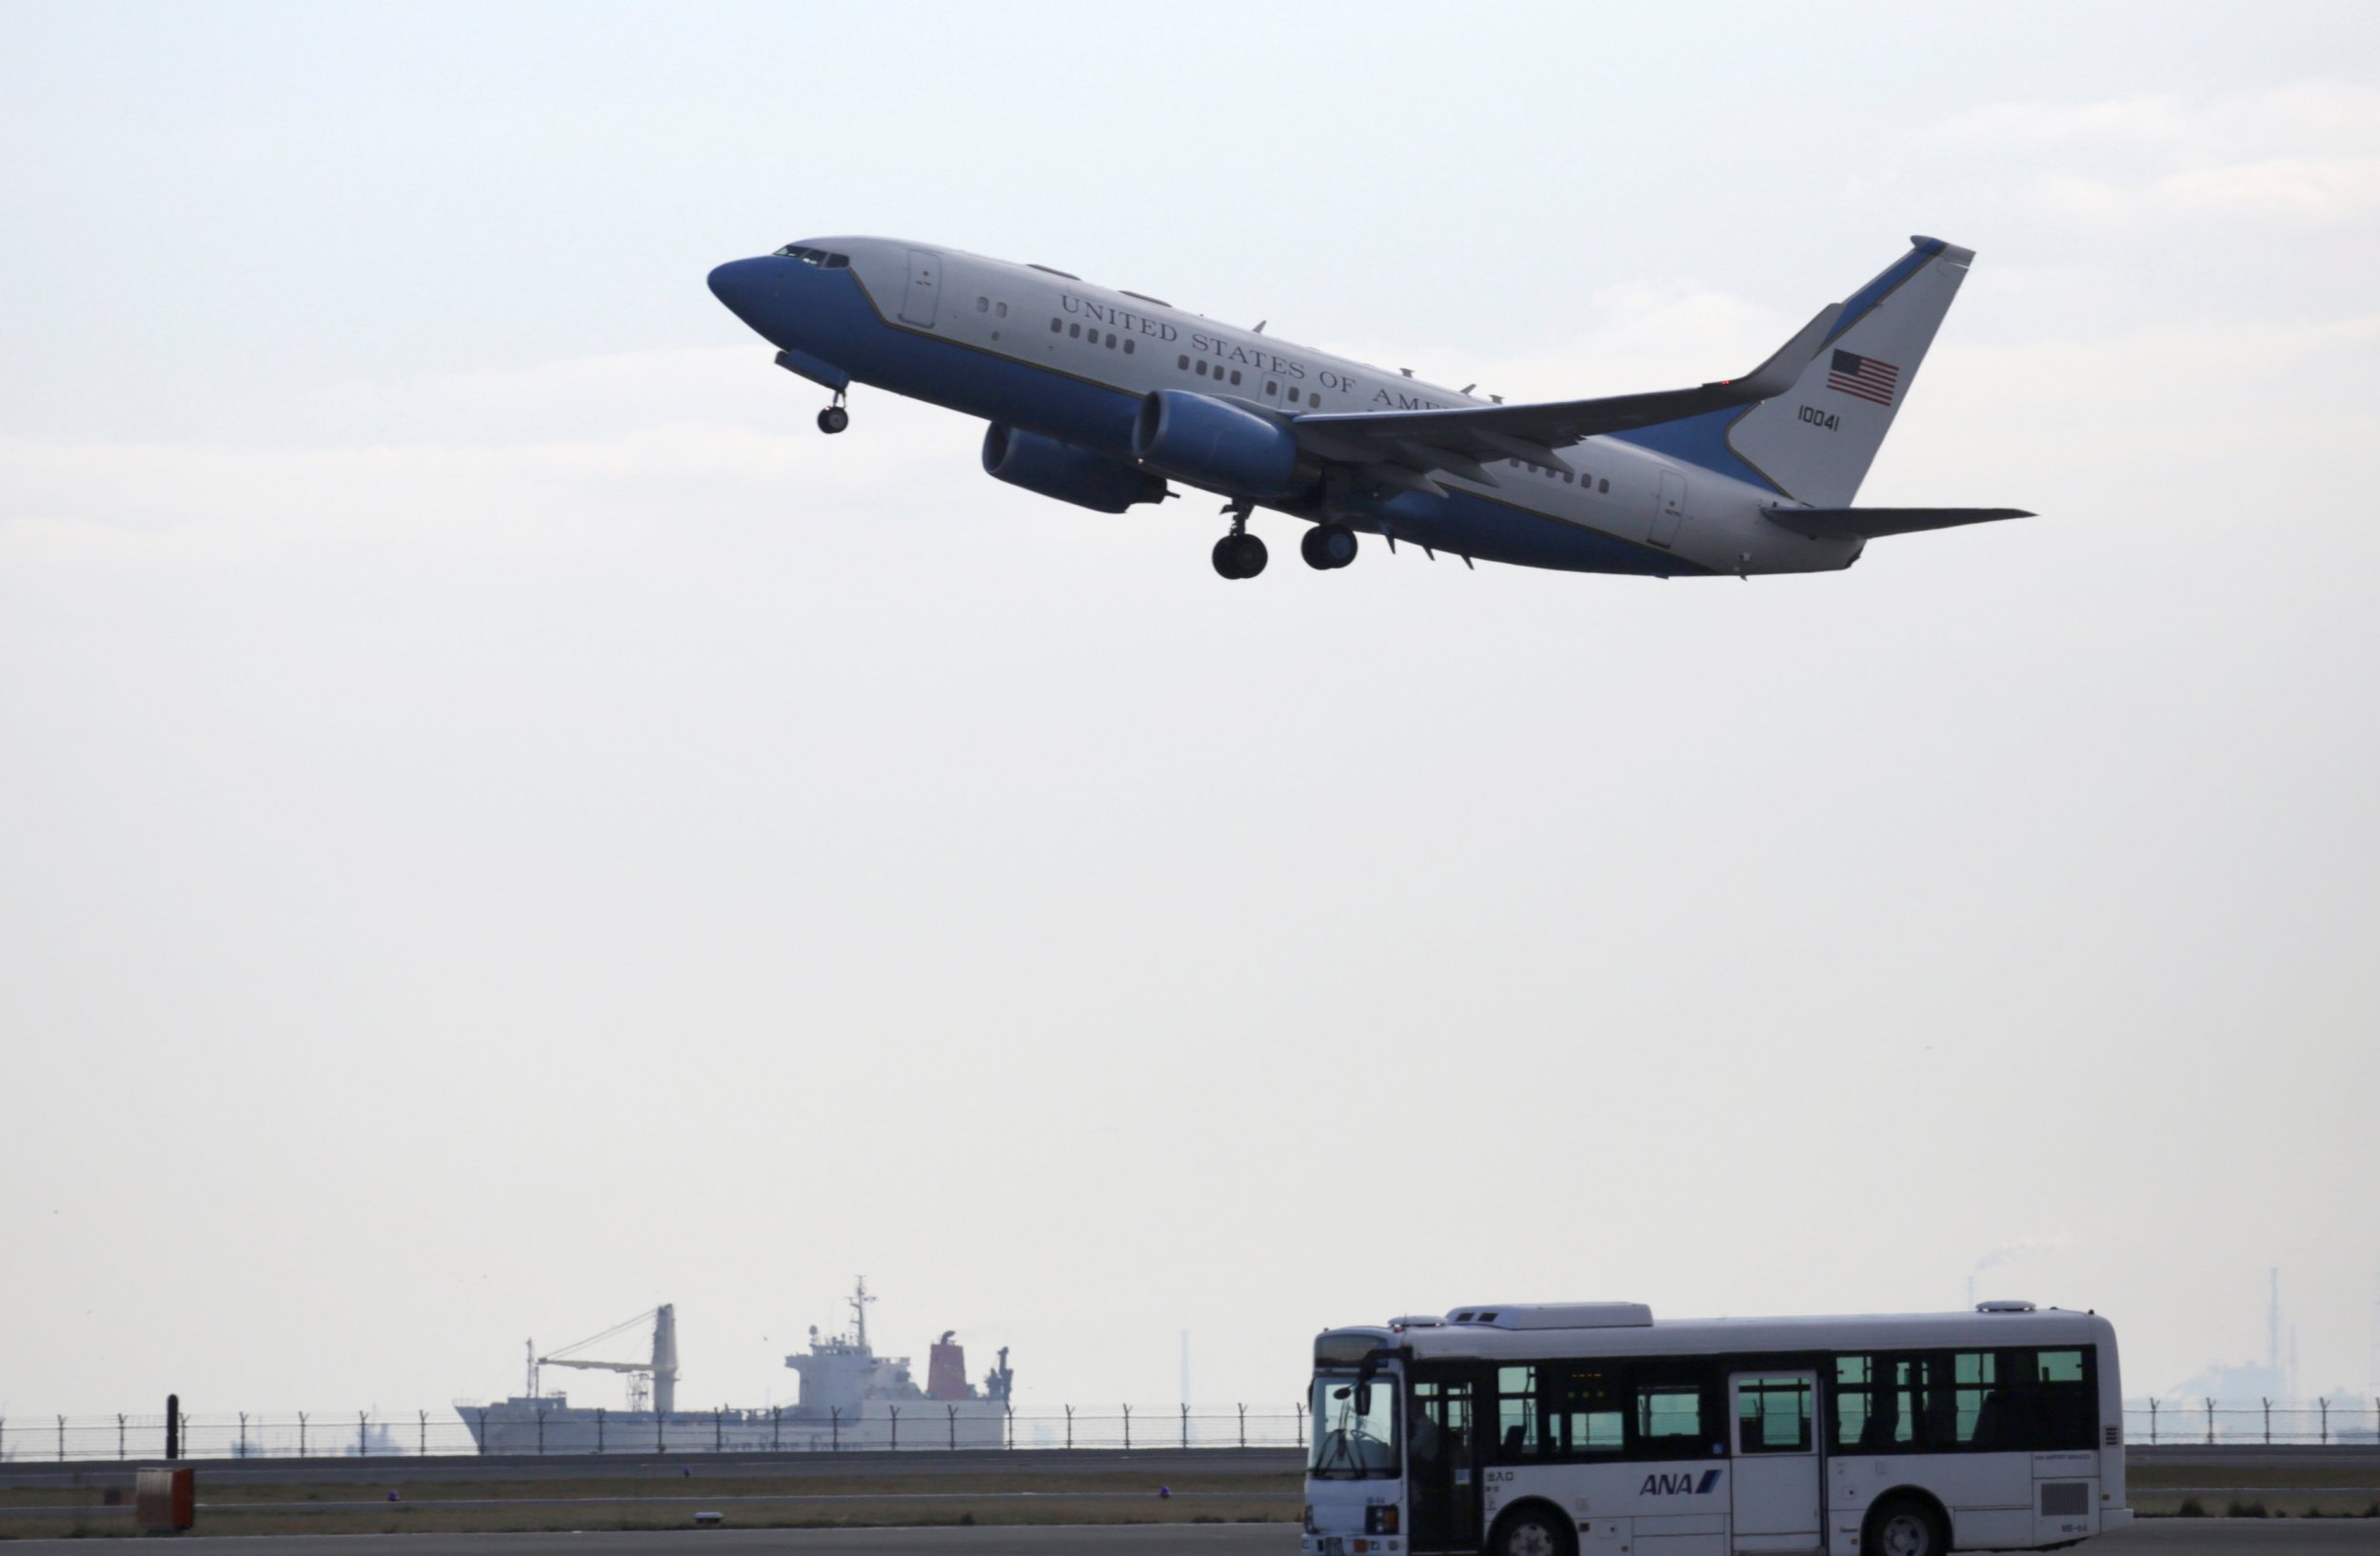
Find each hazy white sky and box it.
[4,1,2377,1423]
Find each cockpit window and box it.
[772,245,850,269]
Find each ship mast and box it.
[850,1276,875,1353]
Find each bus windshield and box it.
[1309,1372,1399,1480]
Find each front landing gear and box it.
[1301,524,1358,569]
[816,393,849,434]
[1211,500,1266,580]
[1213,533,1267,579]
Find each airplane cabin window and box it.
[1229,369,1242,386]
[1197,361,1209,376]
[1265,380,1279,396]
[1286,387,1299,403]
[1178,355,1190,369]
[1105,332,1117,349]
[1050,319,1062,333]
[1123,338,1135,353]
[976,296,989,312]
[995,302,1008,317]
[1598,478,1610,493]
[1069,323,1081,338]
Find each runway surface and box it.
[0,1518,2369,1555]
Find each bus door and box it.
[1406,1367,1482,1553]
[1728,1372,1819,1552]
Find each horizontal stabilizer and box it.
[1763,506,2033,541]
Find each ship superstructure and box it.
[456,1279,1013,1454]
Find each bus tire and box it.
[1865,1494,1949,1556]
[1489,1503,1575,1556]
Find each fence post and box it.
[948,1404,958,1451]
[240,1412,249,1459]
[478,1408,489,1456]
[890,1405,900,1452]
[1123,1403,1132,1452]
[360,1409,370,1457]
[1239,1404,1247,1449]
[1006,1403,1015,1450]
[1296,1400,1307,1448]
[118,1414,127,1460]
[537,1406,545,1457]
[420,1408,427,1457]
[831,1406,841,1453]
[299,1411,308,1458]
[57,1415,65,1462]
[1064,1405,1073,1451]
[2203,1397,2214,1445]
[2262,1397,2271,1445]
[713,1408,723,1454]
[2147,1399,2158,1445]
[597,1406,605,1454]
[773,1406,782,1453]
[656,1409,664,1456]
[1181,1403,1190,1449]
[2318,1398,2329,1445]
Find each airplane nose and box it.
[706,257,775,326]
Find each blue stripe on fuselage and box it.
[726,257,1712,576]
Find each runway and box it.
[0,1518,2367,1555]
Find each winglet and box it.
[1715,303,1845,400]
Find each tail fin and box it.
[1616,237,1973,506]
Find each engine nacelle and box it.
[982,425,1167,513]
[1130,390,1309,498]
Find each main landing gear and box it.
[1300,524,1359,570]
[1212,501,1267,580]
[816,392,849,434]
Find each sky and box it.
[3,1,2377,1426]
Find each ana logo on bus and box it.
[1640,1470,1722,1496]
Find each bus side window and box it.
[1736,1377,1812,1453]
[1542,1365,1626,1459]
[1495,1366,1537,1460]
[1633,1379,1707,1453]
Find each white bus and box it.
[1304,1301,2128,1556]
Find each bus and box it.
[1304,1301,2129,1556]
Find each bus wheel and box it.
[1866,1496,1947,1556]
[1491,1506,1574,1556]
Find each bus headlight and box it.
[1365,1506,1400,1535]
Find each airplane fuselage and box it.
[707,237,1873,578]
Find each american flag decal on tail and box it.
[1827,349,1899,407]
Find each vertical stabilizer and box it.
[1724,237,1973,506]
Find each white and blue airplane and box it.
[706,236,2027,580]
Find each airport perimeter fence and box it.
[12,1398,2380,1463]
[1,1404,1314,1464]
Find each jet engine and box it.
[981,425,1167,513]
[1130,390,1313,499]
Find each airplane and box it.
[704,235,2029,581]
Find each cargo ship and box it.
[455,1278,1013,1453]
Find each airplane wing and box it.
[1288,303,1844,492]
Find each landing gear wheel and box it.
[1301,525,1359,569]
[1865,1497,1947,1556]
[1211,533,1267,580]
[1491,1506,1575,1556]
[817,404,849,434]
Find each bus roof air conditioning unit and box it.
[1451,1303,1654,1330]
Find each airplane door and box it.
[1728,1372,1819,1552]
[900,249,942,328]
[1650,469,1687,548]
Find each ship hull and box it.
[456,1398,1009,1455]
